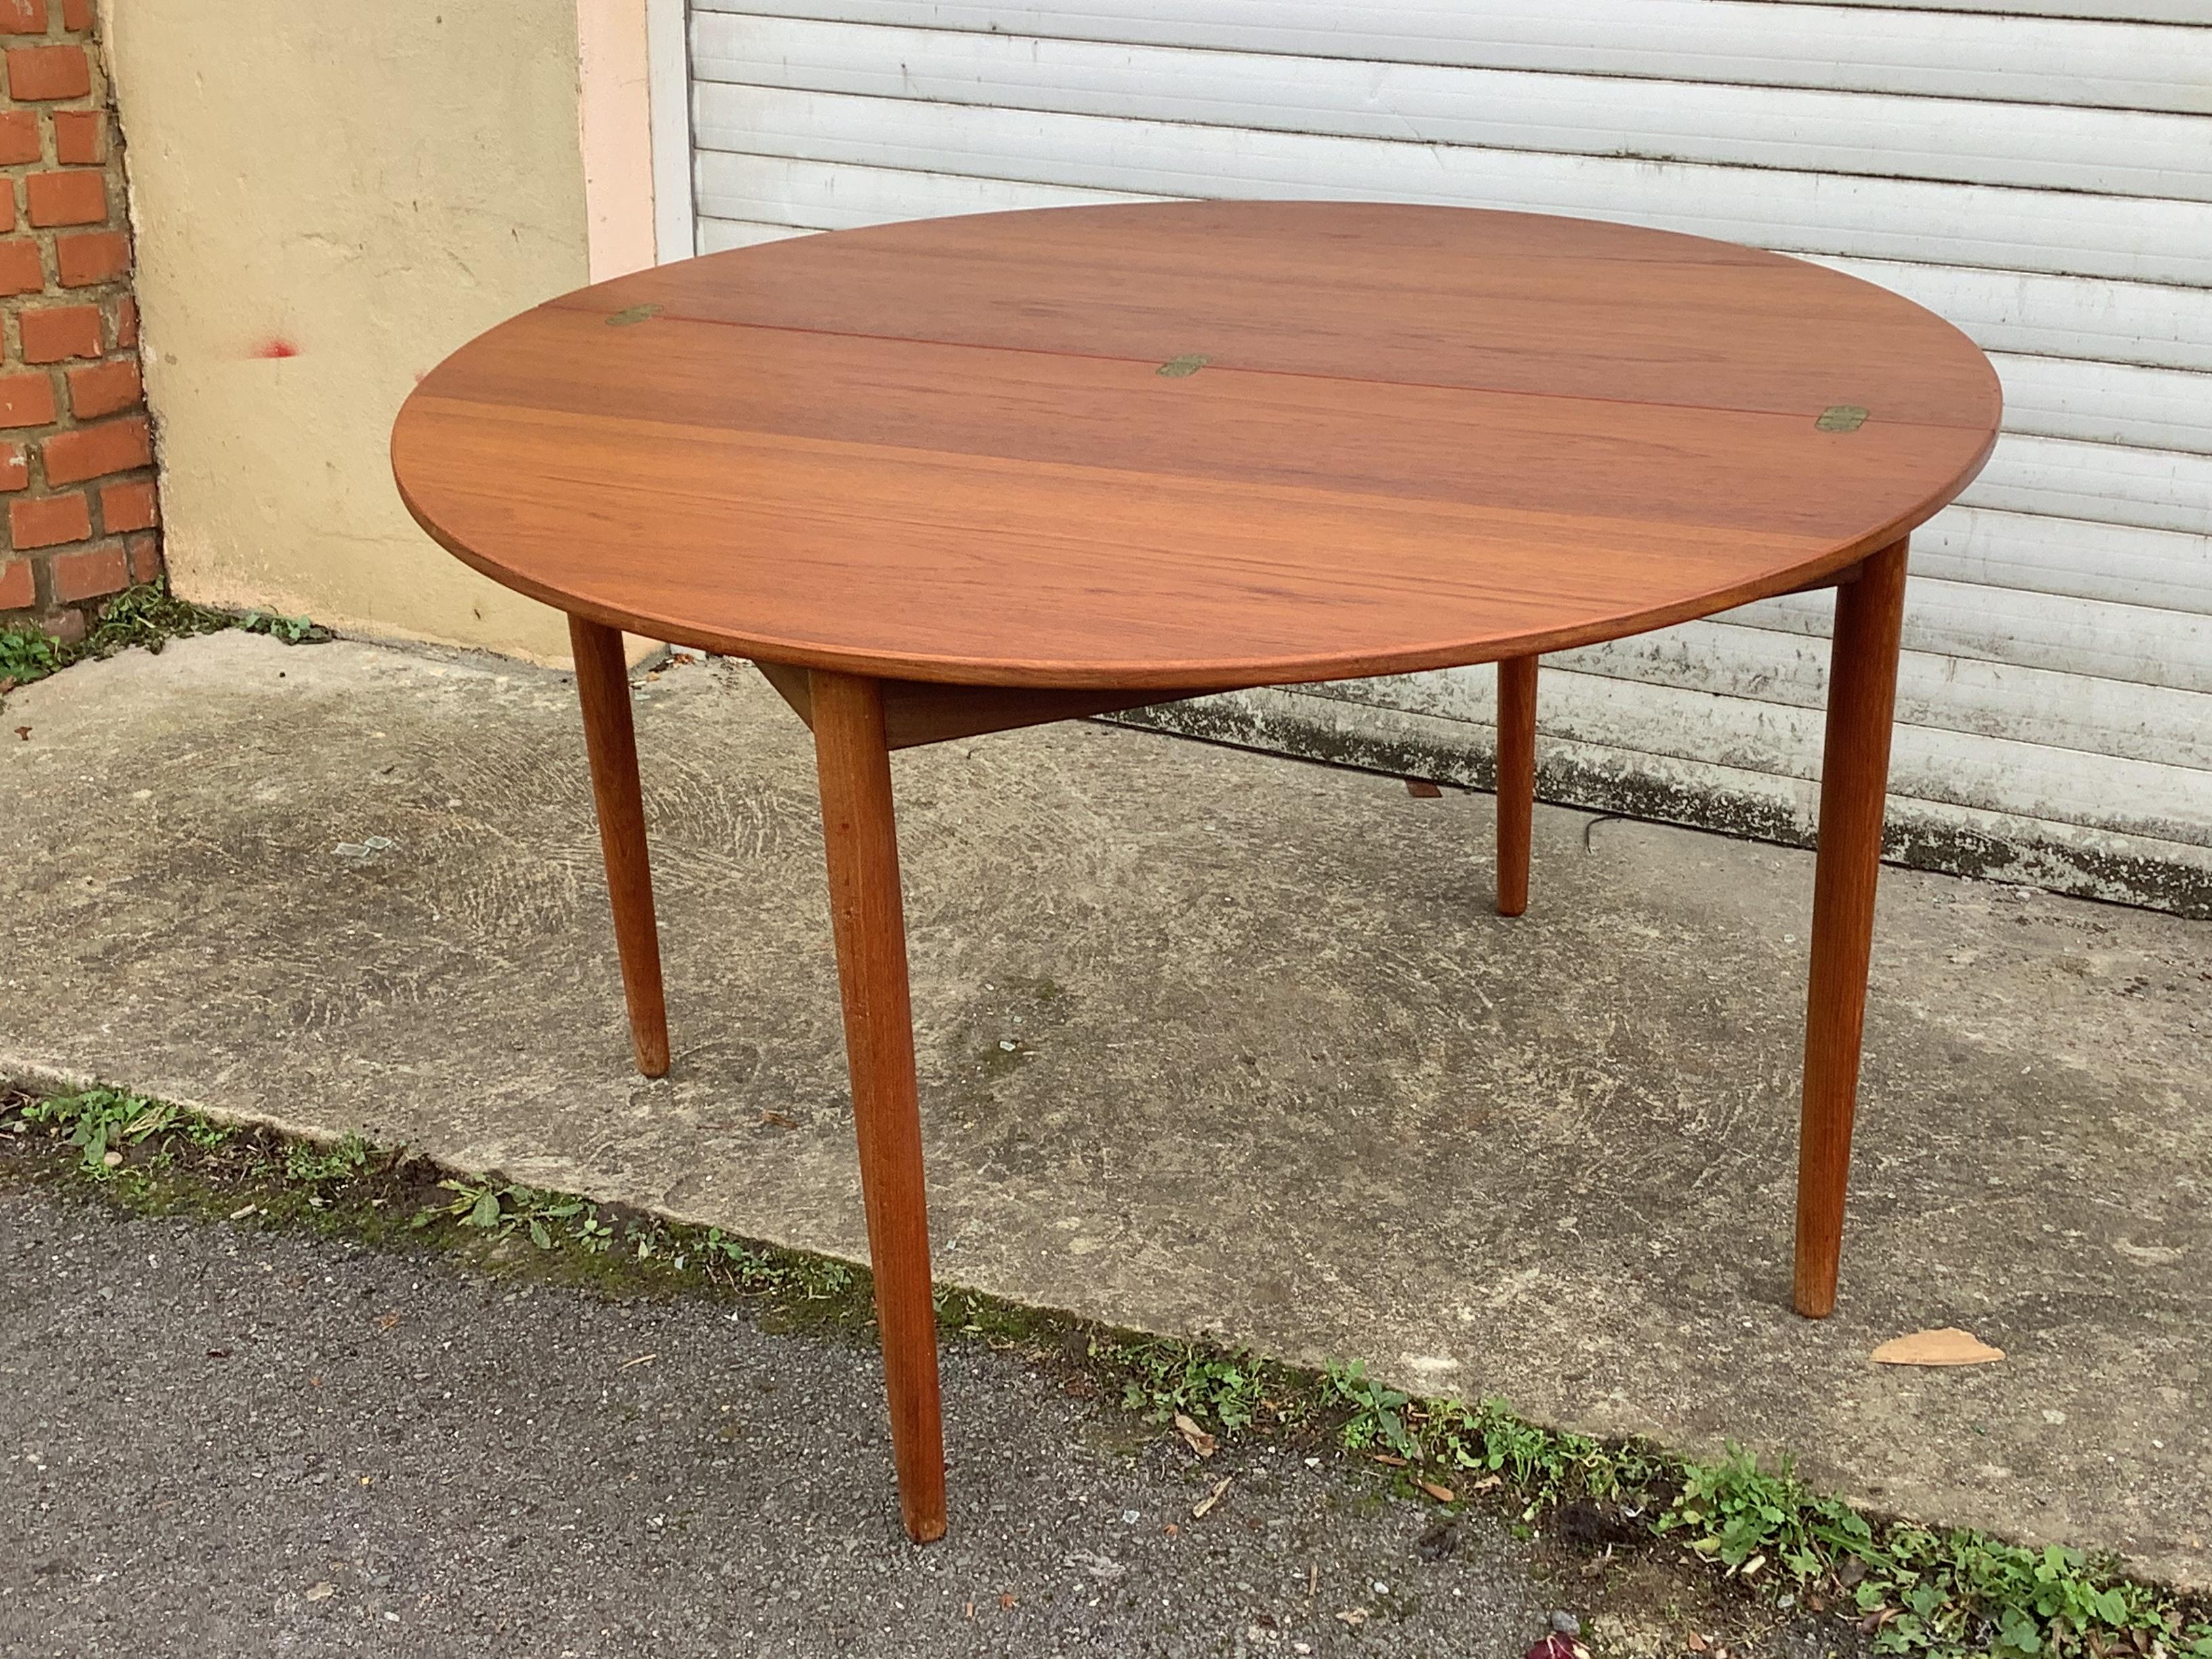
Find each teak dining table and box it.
[391,201,2002,1544]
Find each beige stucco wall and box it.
[105,0,615,662]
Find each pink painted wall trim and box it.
[576,0,657,281]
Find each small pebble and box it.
[1551,1611,1582,1636]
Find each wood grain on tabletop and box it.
[390,201,2001,690]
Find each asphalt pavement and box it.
[0,1183,1847,1658]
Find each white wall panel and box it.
[1961,436,2212,539]
[1300,664,2209,844]
[693,86,2212,285]
[1907,510,2211,616]
[1807,259,2212,374]
[693,150,1149,228]
[1786,0,2209,26]
[697,217,812,251]
[693,17,2212,201]
[1551,623,2212,772]
[1733,578,2212,694]
[693,0,2212,114]
[1988,356,2210,455]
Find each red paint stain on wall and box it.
[253,338,300,359]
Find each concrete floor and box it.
[3,632,2207,1584]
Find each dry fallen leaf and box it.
[1685,1633,1708,1653]
[1336,1608,1370,1628]
[1173,1413,1218,1458]
[1418,1479,1456,1503]
[999,1592,1017,1610]
[1467,1474,1503,1493]
[1371,1453,1409,1468]
[1192,1476,1233,1519]
[304,1582,335,1603]
[1870,1328,2005,1367]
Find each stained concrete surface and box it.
[2,633,2207,1583]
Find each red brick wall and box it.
[0,0,155,642]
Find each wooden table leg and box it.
[809,668,949,1543]
[1792,539,1909,1317]
[569,615,670,1078]
[1496,655,1538,917]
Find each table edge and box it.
[392,417,1993,691]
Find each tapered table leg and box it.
[569,615,670,1078]
[1496,655,1538,917]
[810,668,948,1544]
[1793,540,1909,1317]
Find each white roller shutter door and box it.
[659,0,2212,916]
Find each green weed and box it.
[697,1227,855,1299]
[0,626,62,687]
[417,1176,592,1252]
[284,1132,373,1185]
[15,1086,180,1175]
[1105,1337,1288,1433]
[0,583,329,708]
[237,607,333,645]
[76,586,234,657]
[1327,1361,1654,1512]
[1649,1450,2212,1656]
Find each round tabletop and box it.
[392,201,2001,691]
